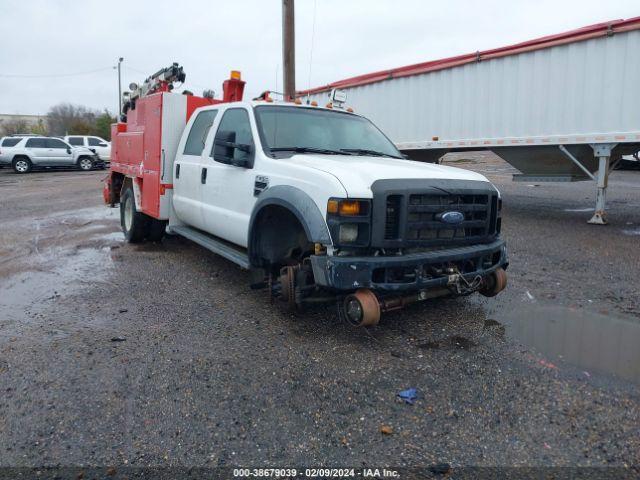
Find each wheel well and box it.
[249,205,313,269]
[12,155,30,163]
[107,173,127,204]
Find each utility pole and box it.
[117,57,124,117]
[282,0,295,101]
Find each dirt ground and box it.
[0,155,639,474]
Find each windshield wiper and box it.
[270,146,345,155]
[340,148,401,158]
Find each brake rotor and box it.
[480,267,508,297]
[343,289,381,327]
[278,265,298,310]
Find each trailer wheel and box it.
[120,188,149,243]
[147,219,167,242]
[12,157,32,174]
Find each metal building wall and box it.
[307,29,640,149]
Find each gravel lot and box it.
[0,157,639,472]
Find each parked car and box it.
[64,135,111,163]
[615,153,640,170]
[0,136,103,173]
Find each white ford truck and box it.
[105,68,508,325]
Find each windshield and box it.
[254,105,402,158]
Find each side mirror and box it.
[213,130,236,162]
[66,148,71,154]
[213,131,253,168]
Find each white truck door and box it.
[201,107,258,247]
[88,137,110,160]
[173,109,219,231]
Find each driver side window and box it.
[47,139,69,149]
[212,108,253,165]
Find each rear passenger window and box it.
[1,138,21,147]
[183,110,217,156]
[68,137,84,146]
[25,138,46,148]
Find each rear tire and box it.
[12,157,32,174]
[120,188,149,243]
[147,219,167,242]
[77,156,94,171]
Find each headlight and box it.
[326,198,371,247]
[339,224,359,243]
[327,199,370,216]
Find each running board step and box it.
[169,225,250,269]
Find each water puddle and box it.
[0,205,121,339]
[489,303,640,384]
[564,207,594,212]
[0,247,114,329]
[622,227,640,236]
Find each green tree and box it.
[69,119,92,135]
[94,111,115,140]
[30,119,48,136]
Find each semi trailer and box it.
[301,17,640,225]
[103,66,508,325]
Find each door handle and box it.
[175,163,180,179]
[201,167,207,184]
[161,149,166,181]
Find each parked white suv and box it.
[0,136,102,173]
[64,135,111,162]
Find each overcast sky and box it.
[1,0,638,115]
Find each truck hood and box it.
[284,154,493,197]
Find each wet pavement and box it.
[0,160,639,470]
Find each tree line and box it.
[0,103,116,140]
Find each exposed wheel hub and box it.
[278,265,299,310]
[479,267,508,297]
[342,289,380,327]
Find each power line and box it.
[0,66,115,79]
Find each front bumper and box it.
[310,239,507,292]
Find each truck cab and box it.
[106,68,507,325]
[170,101,507,322]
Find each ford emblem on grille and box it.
[440,211,465,224]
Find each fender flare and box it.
[248,185,332,266]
